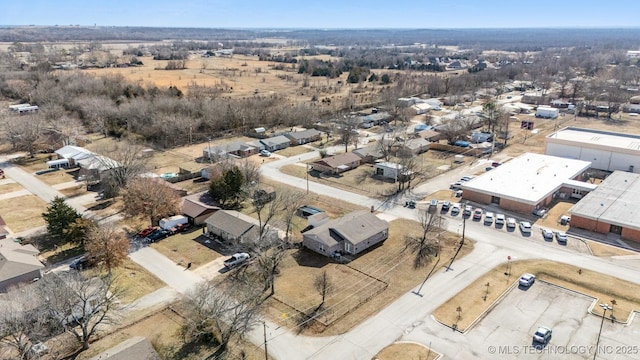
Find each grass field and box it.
[0,181,23,194]
[587,241,637,257]
[375,343,439,360]
[433,259,640,332]
[0,195,47,232]
[150,229,221,268]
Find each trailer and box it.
[535,106,559,119]
[159,215,188,230]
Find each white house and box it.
[374,162,407,182]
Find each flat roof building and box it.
[569,171,640,242]
[545,127,640,173]
[461,153,593,214]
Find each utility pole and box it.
[263,321,268,360]
[447,208,466,271]
[594,303,612,360]
[306,163,309,194]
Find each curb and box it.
[373,341,443,360]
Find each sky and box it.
[1,0,639,29]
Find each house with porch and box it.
[260,135,291,152]
[285,129,322,145]
[310,152,361,174]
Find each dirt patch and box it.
[0,181,23,194]
[150,229,221,268]
[374,342,439,360]
[433,259,640,332]
[267,218,473,336]
[587,241,637,257]
[111,260,165,304]
[0,194,47,232]
[534,200,573,231]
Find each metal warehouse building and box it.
[545,127,640,173]
[569,171,640,242]
[461,153,594,214]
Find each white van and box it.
[519,221,532,234]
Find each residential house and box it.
[88,336,161,360]
[352,144,385,163]
[416,129,441,142]
[203,142,257,160]
[204,210,280,244]
[147,177,188,197]
[285,129,322,145]
[357,112,392,128]
[182,198,219,225]
[302,210,389,257]
[77,154,121,182]
[0,237,44,292]
[260,135,291,152]
[54,145,95,167]
[396,137,429,157]
[310,152,362,174]
[374,162,409,182]
[245,140,266,151]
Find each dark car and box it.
[70,256,92,270]
[172,223,191,233]
[296,205,325,218]
[145,229,172,242]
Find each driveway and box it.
[128,247,202,294]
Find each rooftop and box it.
[546,127,640,154]
[462,153,592,205]
[570,171,640,229]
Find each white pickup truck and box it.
[223,253,250,269]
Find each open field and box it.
[84,259,165,304]
[375,343,439,360]
[266,218,473,336]
[0,194,47,232]
[587,240,637,257]
[433,259,640,332]
[0,181,23,194]
[150,229,221,268]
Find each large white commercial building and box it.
[545,127,640,173]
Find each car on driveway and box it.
[473,208,483,220]
[541,228,554,240]
[519,273,536,287]
[484,212,494,225]
[70,256,92,270]
[259,149,272,157]
[532,326,552,344]
[224,253,250,269]
[145,228,172,243]
[137,226,158,238]
[495,213,505,226]
[506,217,517,228]
[519,221,532,234]
[555,231,568,244]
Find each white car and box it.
[259,149,272,157]
[541,228,554,240]
[495,213,505,225]
[555,232,568,244]
[451,203,461,215]
[484,212,494,224]
[506,217,517,228]
[519,273,536,287]
[519,221,532,234]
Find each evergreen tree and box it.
[42,196,81,241]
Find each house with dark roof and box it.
[203,142,257,159]
[352,144,385,163]
[396,137,430,157]
[302,210,389,257]
[415,129,441,142]
[203,210,280,244]
[310,152,362,174]
[260,135,291,152]
[0,238,44,292]
[285,129,322,145]
[182,198,219,225]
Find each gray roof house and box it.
[260,135,291,151]
[204,210,278,244]
[396,137,430,157]
[203,142,257,160]
[285,129,322,145]
[55,145,95,166]
[0,238,44,292]
[352,144,385,163]
[89,336,161,360]
[302,210,389,257]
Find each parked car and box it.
[495,213,505,225]
[450,182,464,190]
[428,199,439,213]
[532,208,547,217]
[541,228,554,240]
[463,205,473,216]
[532,326,552,344]
[484,212,494,224]
[460,176,475,182]
[137,226,158,238]
[473,208,483,220]
[145,229,172,243]
[259,149,272,157]
[224,253,250,269]
[519,273,536,287]
[555,231,568,244]
[172,222,191,233]
[296,205,324,218]
[519,221,532,234]
[506,217,517,228]
[441,201,451,211]
[451,203,461,216]
[70,256,92,270]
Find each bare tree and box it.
[84,224,129,273]
[0,284,54,359]
[0,113,46,157]
[313,270,333,306]
[251,188,282,241]
[180,279,263,355]
[38,272,122,351]
[95,141,148,190]
[337,115,361,152]
[121,177,181,226]
[251,236,288,296]
[404,208,447,269]
[278,189,307,243]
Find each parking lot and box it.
[466,281,640,359]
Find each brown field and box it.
[266,218,473,336]
[0,181,23,194]
[150,229,221,268]
[433,259,640,332]
[83,259,165,304]
[587,241,637,257]
[375,342,439,360]
[0,195,47,232]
